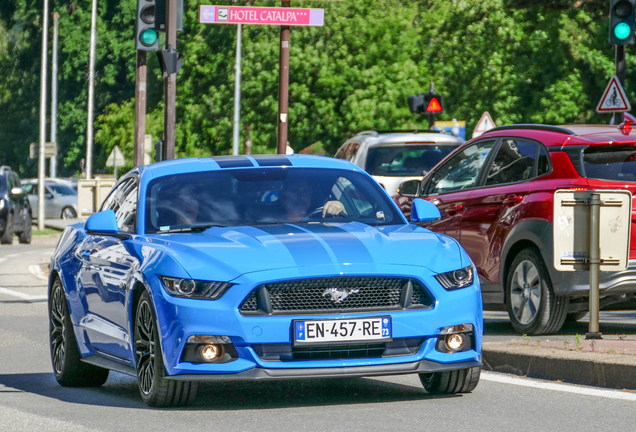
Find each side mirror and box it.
[10,187,24,196]
[411,198,441,223]
[397,180,420,197]
[86,210,119,235]
[45,193,54,199]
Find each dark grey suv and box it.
[0,166,32,244]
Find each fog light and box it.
[199,343,224,362]
[445,333,465,352]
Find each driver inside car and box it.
[279,180,346,222]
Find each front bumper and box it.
[149,264,483,379]
[553,259,636,298]
[165,359,483,381]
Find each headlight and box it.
[0,199,4,210]
[160,276,233,300]
[435,266,474,290]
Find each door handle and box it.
[503,196,523,207]
[446,204,464,216]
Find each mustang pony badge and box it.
[322,287,360,303]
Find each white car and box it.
[334,130,465,195]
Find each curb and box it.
[482,342,636,390]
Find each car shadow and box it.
[0,372,459,410]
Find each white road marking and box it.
[0,287,47,301]
[28,264,49,281]
[482,371,636,401]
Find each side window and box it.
[6,174,15,190]
[427,140,496,195]
[102,179,138,233]
[346,143,360,161]
[537,145,550,176]
[334,143,350,159]
[485,139,539,186]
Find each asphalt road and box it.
[1,237,636,431]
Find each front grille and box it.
[252,338,425,361]
[239,276,433,315]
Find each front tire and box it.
[419,367,481,394]
[1,213,13,244]
[62,207,77,219]
[19,213,32,244]
[506,248,568,335]
[135,290,198,407]
[49,278,109,387]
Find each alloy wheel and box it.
[509,260,541,325]
[50,286,66,374]
[135,300,155,395]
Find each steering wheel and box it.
[302,208,345,222]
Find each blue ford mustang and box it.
[49,155,482,406]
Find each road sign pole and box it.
[586,193,603,339]
[277,1,291,155]
[50,12,59,179]
[232,24,242,156]
[163,0,178,160]
[86,0,98,180]
[135,51,147,167]
[616,44,626,124]
[38,0,50,231]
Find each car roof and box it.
[139,154,363,179]
[479,124,636,147]
[350,130,464,147]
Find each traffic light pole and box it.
[616,44,626,124]
[134,51,147,167]
[277,1,291,155]
[163,0,178,160]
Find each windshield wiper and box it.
[154,224,229,234]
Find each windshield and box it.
[145,168,404,233]
[48,184,77,196]
[365,145,457,177]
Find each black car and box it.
[0,166,32,244]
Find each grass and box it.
[32,228,61,236]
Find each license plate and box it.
[293,317,391,344]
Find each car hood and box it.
[143,222,467,282]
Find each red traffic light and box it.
[426,97,442,113]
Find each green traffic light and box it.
[140,28,158,46]
[614,22,632,40]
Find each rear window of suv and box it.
[365,145,456,177]
[583,146,636,182]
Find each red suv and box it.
[394,124,636,335]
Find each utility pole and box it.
[50,12,59,178]
[134,51,147,167]
[163,0,178,160]
[38,0,50,231]
[86,0,98,179]
[277,1,291,155]
[232,24,242,156]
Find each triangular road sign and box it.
[106,145,126,167]
[472,111,496,138]
[597,76,631,113]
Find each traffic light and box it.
[610,0,636,45]
[136,0,160,51]
[408,92,444,114]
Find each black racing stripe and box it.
[252,155,291,167]
[256,224,333,267]
[212,156,254,168]
[299,224,374,264]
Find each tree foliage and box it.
[0,0,628,177]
